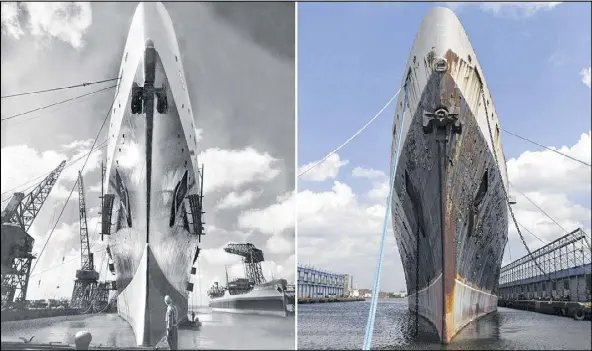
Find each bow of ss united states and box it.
[390,7,509,343]
[102,2,205,346]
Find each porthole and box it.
[125,52,128,62]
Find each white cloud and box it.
[505,131,591,251]
[216,189,261,210]
[88,182,102,193]
[194,128,203,143]
[237,191,295,235]
[581,65,591,88]
[1,2,24,39]
[507,132,591,195]
[299,153,349,182]
[198,147,281,194]
[1,2,92,49]
[3,2,92,49]
[266,233,293,255]
[352,166,386,179]
[1,141,101,198]
[61,139,93,150]
[447,2,562,19]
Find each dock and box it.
[497,228,591,320]
[1,308,82,322]
[298,297,365,304]
[498,299,591,320]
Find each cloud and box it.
[1,141,102,201]
[194,128,203,143]
[298,131,591,292]
[547,52,566,68]
[352,166,386,179]
[299,153,349,182]
[507,132,591,195]
[216,189,261,210]
[1,2,24,39]
[61,139,93,150]
[505,131,591,251]
[447,2,562,19]
[198,147,281,194]
[581,65,591,88]
[238,191,295,235]
[1,2,93,49]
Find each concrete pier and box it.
[498,299,591,320]
[298,297,365,304]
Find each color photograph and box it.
[297,2,591,350]
[1,2,295,349]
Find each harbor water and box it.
[1,307,295,349]
[298,299,591,350]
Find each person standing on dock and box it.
[165,295,178,350]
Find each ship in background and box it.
[390,7,509,343]
[207,243,295,317]
[100,2,205,346]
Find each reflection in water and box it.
[1,307,294,350]
[298,299,591,350]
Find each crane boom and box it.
[77,171,93,270]
[1,160,66,231]
[223,243,266,285]
[1,160,66,304]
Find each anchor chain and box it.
[415,223,420,336]
[480,90,552,284]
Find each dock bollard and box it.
[74,331,92,350]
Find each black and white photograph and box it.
[1,2,295,349]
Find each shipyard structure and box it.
[297,266,350,298]
[207,243,295,317]
[389,7,509,343]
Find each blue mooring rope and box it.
[362,81,409,350]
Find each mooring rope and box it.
[362,81,409,350]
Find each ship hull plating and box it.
[105,3,201,347]
[390,8,508,343]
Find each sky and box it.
[297,2,591,293]
[1,2,295,303]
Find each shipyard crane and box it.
[70,171,100,312]
[1,160,66,305]
[224,243,266,285]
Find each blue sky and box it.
[297,2,591,292]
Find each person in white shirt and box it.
[164,295,178,349]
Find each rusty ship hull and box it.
[390,7,509,343]
[103,2,202,347]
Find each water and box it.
[1,307,295,349]
[297,299,591,350]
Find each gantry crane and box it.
[1,160,66,305]
[70,171,100,311]
[224,243,266,285]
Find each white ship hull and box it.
[104,2,202,346]
[209,280,289,317]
